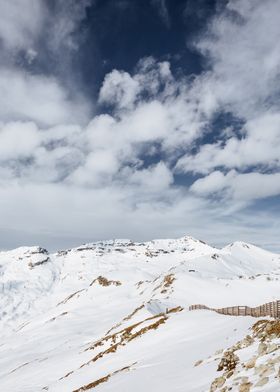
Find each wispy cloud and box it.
[0,0,92,125]
[151,0,171,28]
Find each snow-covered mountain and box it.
[0,236,280,392]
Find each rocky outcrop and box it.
[217,351,239,372]
[206,320,280,391]
[90,276,122,287]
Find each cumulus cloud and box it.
[0,0,279,250]
[99,58,175,110]
[0,122,39,161]
[194,0,280,118]
[128,162,173,193]
[0,0,44,51]
[99,70,140,110]
[177,113,280,174]
[0,68,89,126]
[191,171,280,202]
[0,0,91,126]
[0,0,92,56]
[177,0,280,203]
[0,60,194,187]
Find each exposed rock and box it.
[28,257,50,269]
[268,355,280,365]
[194,359,203,367]
[225,370,234,379]
[260,365,274,377]
[245,357,256,369]
[255,364,269,375]
[218,351,239,372]
[266,343,278,354]
[254,377,269,387]
[209,320,280,391]
[210,376,226,391]
[258,342,267,355]
[90,276,122,287]
[30,247,49,255]
[234,335,254,351]
[254,362,275,378]
[239,382,252,392]
[160,274,175,293]
[253,320,280,339]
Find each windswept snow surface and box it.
[0,236,279,391]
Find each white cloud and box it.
[0,121,39,161]
[0,1,279,251]
[99,70,140,109]
[0,46,279,250]
[99,57,175,110]
[151,0,170,28]
[0,0,91,127]
[128,162,173,192]
[177,112,280,174]
[191,171,280,202]
[191,171,228,195]
[46,0,93,53]
[70,150,119,187]
[0,0,44,51]
[176,0,280,213]
[0,181,279,253]
[195,0,280,118]
[0,68,89,126]
[0,0,92,55]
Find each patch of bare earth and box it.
[90,276,122,287]
[72,363,136,391]
[57,289,85,306]
[48,312,68,323]
[106,304,145,335]
[152,273,176,295]
[82,314,168,367]
[59,306,183,384]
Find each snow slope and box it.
[0,236,279,391]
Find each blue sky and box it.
[0,0,279,251]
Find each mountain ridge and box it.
[0,236,279,391]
